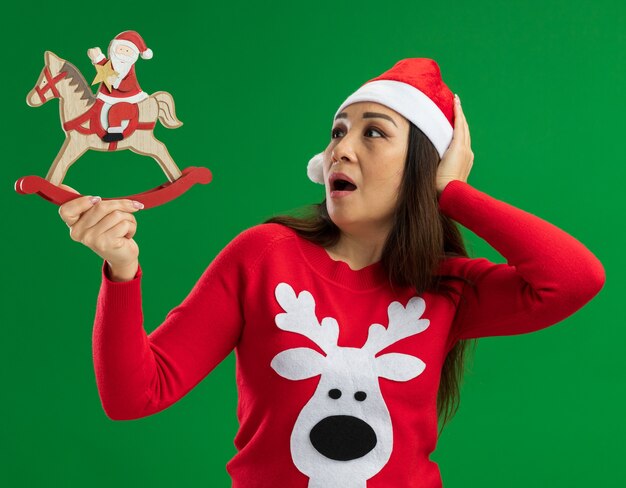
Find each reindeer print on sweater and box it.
[270,282,430,488]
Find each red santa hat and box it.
[307,58,455,184]
[110,30,153,60]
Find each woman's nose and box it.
[331,135,356,164]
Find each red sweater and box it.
[93,180,605,487]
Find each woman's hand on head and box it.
[57,184,143,279]
[436,95,474,195]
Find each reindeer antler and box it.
[362,297,430,355]
[274,283,339,354]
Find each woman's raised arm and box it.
[439,179,606,348]
[93,229,254,420]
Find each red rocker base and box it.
[14,166,212,209]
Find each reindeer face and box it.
[270,282,429,486]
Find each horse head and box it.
[26,51,69,107]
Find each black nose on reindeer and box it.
[309,415,377,461]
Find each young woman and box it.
[58,58,605,488]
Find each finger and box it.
[74,199,141,231]
[89,210,137,243]
[458,98,471,148]
[99,220,136,252]
[69,201,140,243]
[456,96,471,148]
[59,195,101,227]
[85,218,137,252]
[124,219,138,239]
[452,95,467,147]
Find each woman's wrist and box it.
[106,260,139,282]
[436,178,457,196]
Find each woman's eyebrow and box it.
[334,112,397,127]
[363,112,397,127]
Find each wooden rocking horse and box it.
[15,50,212,209]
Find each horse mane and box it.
[61,60,96,105]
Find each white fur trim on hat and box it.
[335,79,453,158]
[307,152,325,185]
[141,48,153,60]
[307,79,454,184]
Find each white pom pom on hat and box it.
[307,58,456,185]
[307,152,325,184]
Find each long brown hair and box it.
[264,121,478,435]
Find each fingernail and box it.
[89,196,101,204]
[455,94,460,104]
[132,201,144,209]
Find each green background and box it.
[2,0,622,486]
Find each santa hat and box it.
[307,58,455,184]
[110,30,153,60]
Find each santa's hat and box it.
[307,58,455,184]
[110,30,153,60]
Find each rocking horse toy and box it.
[14,31,212,209]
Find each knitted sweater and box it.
[93,180,605,488]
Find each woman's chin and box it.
[328,211,359,230]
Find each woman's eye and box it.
[331,127,344,138]
[332,127,385,139]
[365,127,384,138]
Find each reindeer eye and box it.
[328,389,341,399]
[354,391,367,402]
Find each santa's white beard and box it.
[109,51,137,88]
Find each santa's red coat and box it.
[96,57,144,99]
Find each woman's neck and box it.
[325,226,390,271]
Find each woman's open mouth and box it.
[330,174,358,198]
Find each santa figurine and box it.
[87,31,153,142]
